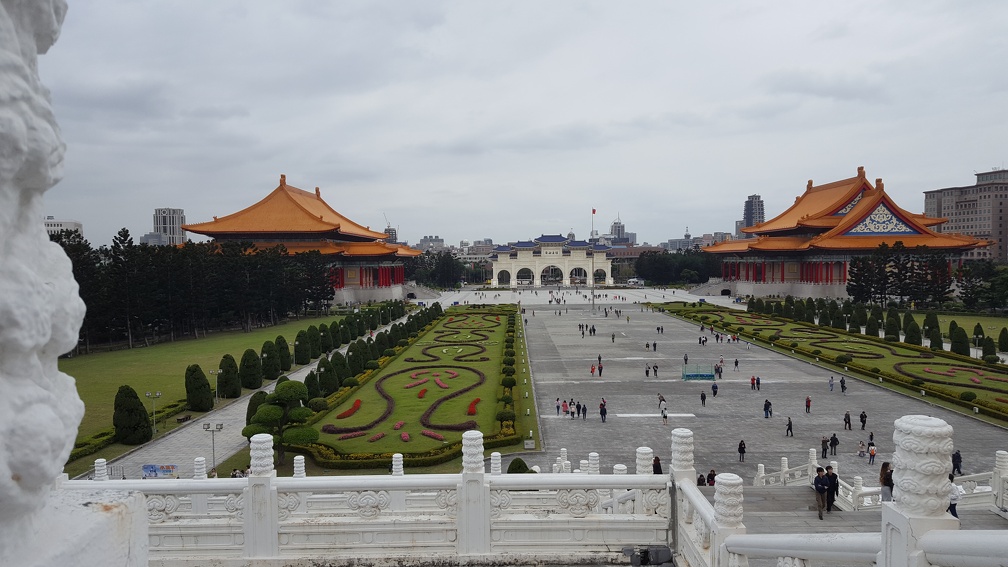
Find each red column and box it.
[722,263,726,279]
[780,260,784,282]
[842,260,847,283]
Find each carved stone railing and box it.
[752,449,818,487]
[62,432,671,565]
[724,533,880,567]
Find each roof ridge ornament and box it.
[857,165,865,177]
[807,180,813,191]
[315,186,321,199]
[280,174,286,187]
[876,178,884,191]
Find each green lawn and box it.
[60,315,338,440]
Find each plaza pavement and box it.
[103,286,1007,492]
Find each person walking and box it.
[825,465,839,512]
[599,400,608,423]
[814,467,829,520]
[645,364,650,377]
[763,399,772,418]
[598,354,602,366]
[652,341,657,351]
[611,333,615,343]
[840,376,847,394]
[556,398,561,416]
[734,358,739,371]
[829,433,840,456]
[843,411,852,430]
[652,456,663,474]
[806,396,812,413]
[859,411,867,430]
[684,353,689,365]
[591,365,596,376]
[880,462,894,501]
[653,364,658,378]
[868,444,876,464]
[821,436,829,459]
[829,376,834,392]
[711,383,718,397]
[756,376,761,390]
[562,399,569,416]
[738,440,746,462]
[700,391,707,407]
[948,474,959,518]
[785,417,793,436]
[598,364,603,377]
[952,450,963,475]
[751,376,756,390]
[575,401,582,419]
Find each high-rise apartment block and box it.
[741,194,765,238]
[924,169,1008,260]
[153,208,186,245]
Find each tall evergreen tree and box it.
[242,381,318,464]
[113,385,152,444]
[294,330,310,365]
[239,348,263,389]
[218,354,242,398]
[929,327,944,351]
[246,391,268,425]
[318,323,334,353]
[999,327,1008,352]
[904,321,922,346]
[184,364,214,411]
[950,327,970,356]
[307,325,322,359]
[261,340,281,380]
[304,371,321,399]
[275,335,292,371]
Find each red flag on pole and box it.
[592,208,596,215]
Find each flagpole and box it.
[591,208,595,312]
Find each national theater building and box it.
[182,175,421,303]
[490,235,613,288]
[704,166,988,298]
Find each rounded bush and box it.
[397,339,409,347]
[502,357,516,366]
[507,457,530,474]
[835,354,853,364]
[308,398,329,412]
[342,377,359,388]
[383,348,396,357]
[502,366,516,376]
[912,379,925,386]
[812,349,822,355]
[365,360,380,370]
[884,335,899,342]
[983,354,1001,364]
[504,349,516,357]
[790,342,799,348]
[959,391,977,402]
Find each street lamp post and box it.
[974,334,982,358]
[208,369,223,404]
[203,423,224,469]
[145,391,162,435]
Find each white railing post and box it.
[994,450,1008,512]
[712,473,747,567]
[244,433,279,559]
[807,449,818,482]
[191,457,209,514]
[292,455,309,514]
[635,447,654,513]
[780,457,789,485]
[93,458,108,481]
[490,452,501,475]
[389,453,406,511]
[879,415,959,567]
[579,459,589,474]
[457,430,490,557]
[589,452,600,475]
[670,428,697,485]
[852,476,864,511]
[754,464,765,486]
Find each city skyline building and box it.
[741,194,765,239]
[924,169,1008,261]
[43,215,83,237]
[153,207,186,245]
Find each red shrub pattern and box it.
[337,399,362,419]
[467,398,481,415]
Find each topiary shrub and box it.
[501,366,516,376]
[246,391,268,426]
[504,349,516,357]
[275,335,292,371]
[835,354,853,364]
[341,377,359,388]
[217,353,242,398]
[113,385,152,445]
[502,357,516,366]
[950,327,970,356]
[983,355,1001,364]
[294,330,311,365]
[884,335,899,342]
[911,379,925,387]
[397,339,409,348]
[239,348,264,389]
[184,364,214,412]
[383,348,396,357]
[959,391,977,402]
[261,340,281,380]
[812,349,822,355]
[507,457,530,474]
[365,360,380,370]
[308,398,329,412]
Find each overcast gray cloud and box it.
[39,0,1007,247]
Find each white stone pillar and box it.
[670,428,696,484]
[457,430,490,556]
[588,452,600,475]
[808,448,818,480]
[780,457,789,485]
[993,450,1008,512]
[712,473,746,567]
[193,457,208,480]
[490,452,501,475]
[879,415,959,567]
[852,476,864,511]
[293,455,306,478]
[390,453,406,511]
[579,459,589,474]
[245,433,279,559]
[93,459,108,481]
[560,448,568,463]
[613,464,627,475]
[563,460,572,474]
[635,447,653,475]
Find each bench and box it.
[176,415,192,424]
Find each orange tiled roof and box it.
[251,240,422,257]
[182,175,389,240]
[742,166,873,234]
[706,167,989,255]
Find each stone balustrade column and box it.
[245,433,279,559]
[563,460,572,473]
[852,476,864,511]
[458,431,490,556]
[588,452,600,475]
[392,453,404,476]
[993,450,1008,511]
[807,449,818,480]
[93,459,108,481]
[560,448,568,463]
[390,453,406,511]
[292,455,309,514]
[880,415,959,567]
[613,464,627,475]
[780,457,789,485]
[755,463,765,486]
[712,473,746,567]
[635,447,653,475]
[191,458,209,514]
[490,452,501,475]
[293,456,306,478]
[670,428,696,484]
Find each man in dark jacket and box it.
[813,467,828,520]
[825,465,840,512]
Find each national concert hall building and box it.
[182,175,421,304]
[703,166,989,298]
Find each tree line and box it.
[634,248,722,285]
[51,228,336,353]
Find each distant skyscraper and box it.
[384,226,399,244]
[43,215,83,237]
[153,207,186,245]
[924,169,1008,261]
[742,194,765,238]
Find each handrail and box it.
[920,530,1008,567]
[725,533,880,563]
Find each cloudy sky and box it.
[40,1,1007,248]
